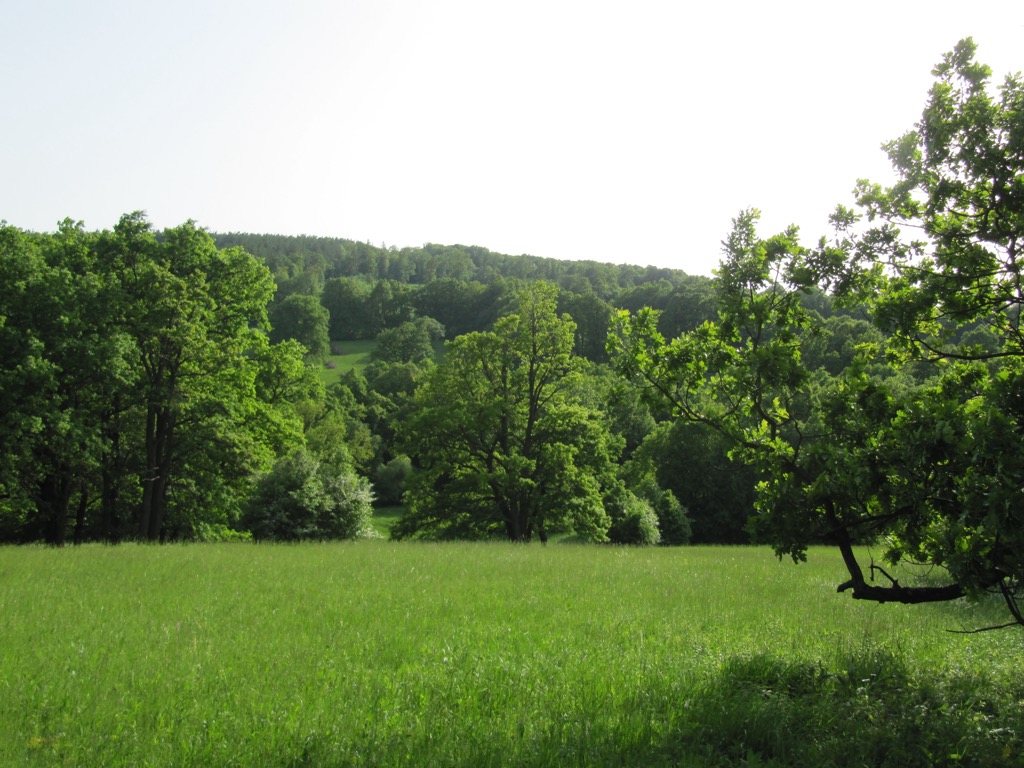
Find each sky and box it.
[3,1,1022,276]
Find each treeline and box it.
[212,233,690,300]
[0,216,373,545]
[0,210,895,546]
[212,232,772,543]
[214,231,721,357]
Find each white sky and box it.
[3,1,1021,275]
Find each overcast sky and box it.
[3,1,1021,275]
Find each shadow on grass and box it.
[630,649,1023,768]
[370,506,406,539]
[281,649,1023,768]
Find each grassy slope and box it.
[320,337,446,387]
[320,339,377,386]
[2,543,1021,767]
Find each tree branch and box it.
[828,503,965,605]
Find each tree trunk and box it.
[72,480,89,545]
[37,472,73,546]
[100,464,120,542]
[501,498,531,542]
[139,405,175,541]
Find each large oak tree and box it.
[612,40,1024,628]
[396,283,619,542]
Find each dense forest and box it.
[3,39,1023,624]
[0,206,897,548]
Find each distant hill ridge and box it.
[211,231,694,299]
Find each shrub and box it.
[243,449,374,541]
[607,489,661,546]
[651,488,691,545]
[193,522,253,543]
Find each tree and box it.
[370,317,444,364]
[611,40,1024,628]
[366,279,414,335]
[269,293,331,362]
[98,214,280,541]
[826,38,1024,625]
[411,278,483,337]
[628,420,751,543]
[321,277,372,339]
[396,282,619,542]
[0,214,311,543]
[1,223,92,542]
[557,290,614,362]
[606,487,661,546]
[372,455,413,506]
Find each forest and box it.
[0,214,733,547]
[3,38,1024,627]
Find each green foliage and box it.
[0,214,319,543]
[366,279,415,336]
[321,276,372,339]
[193,522,253,542]
[829,39,1024,620]
[611,41,1024,628]
[268,293,331,362]
[371,454,413,506]
[243,448,374,541]
[650,489,690,546]
[627,471,692,546]
[557,289,614,361]
[411,277,499,336]
[398,282,619,542]
[618,453,692,546]
[370,316,444,364]
[630,420,753,543]
[605,487,661,546]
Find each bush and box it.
[607,489,661,546]
[651,489,691,545]
[621,457,692,546]
[193,522,253,543]
[243,449,375,541]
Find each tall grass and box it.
[1,543,1021,766]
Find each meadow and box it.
[320,340,378,386]
[2,542,1022,767]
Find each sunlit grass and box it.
[1,543,1021,766]
[371,505,406,538]
[320,339,378,385]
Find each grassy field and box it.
[320,340,378,386]
[371,506,407,539]
[320,338,446,387]
[2,543,1022,767]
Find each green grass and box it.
[371,506,407,538]
[2,543,1022,766]
[320,339,378,385]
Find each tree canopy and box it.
[611,39,1024,628]
[0,214,367,544]
[396,283,620,542]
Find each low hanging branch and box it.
[829,508,965,604]
[836,571,966,605]
[829,510,1024,631]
